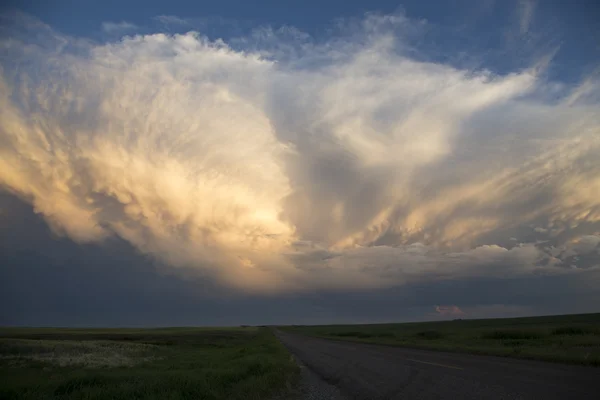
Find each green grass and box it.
[281,313,600,366]
[0,327,299,400]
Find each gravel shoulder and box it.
[273,331,347,400]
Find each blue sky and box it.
[4,0,599,82]
[1,1,599,325]
[5,0,598,36]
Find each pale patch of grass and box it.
[0,339,157,368]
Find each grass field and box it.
[0,327,299,400]
[282,313,600,366]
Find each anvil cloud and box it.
[1,12,599,296]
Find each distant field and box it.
[282,313,600,366]
[0,327,299,400]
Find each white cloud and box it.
[1,13,599,293]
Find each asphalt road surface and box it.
[276,330,600,400]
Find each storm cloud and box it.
[0,9,599,324]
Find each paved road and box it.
[276,330,600,400]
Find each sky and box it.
[1,0,599,326]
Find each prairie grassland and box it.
[282,313,600,366]
[0,327,299,400]
[0,339,157,368]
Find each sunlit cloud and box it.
[1,12,599,293]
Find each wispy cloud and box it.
[154,15,189,26]
[102,21,138,33]
[1,12,599,293]
[518,0,536,34]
